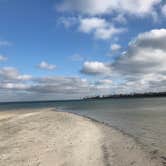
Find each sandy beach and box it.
[0,108,162,166]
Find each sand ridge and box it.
[0,108,162,166]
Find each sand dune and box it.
[0,109,162,166]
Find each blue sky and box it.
[0,0,166,101]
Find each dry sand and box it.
[0,108,162,166]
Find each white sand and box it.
[0,108,162,166]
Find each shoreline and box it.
[58,109,165,157]
[62,110,165,165]
[0,108,163,166]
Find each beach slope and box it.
[0,109,161,166]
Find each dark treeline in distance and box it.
[83,92,166,100]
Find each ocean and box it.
[0,97,166,156]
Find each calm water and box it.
[0,97,166,156]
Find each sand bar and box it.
[0,108,162,166]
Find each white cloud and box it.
[113,14,127,24]
[0,66,92,101]
[79,17,108,33]
[0,83,30,90]
[0,55,7,62]
[81,61,111,75]
[0,74,97,101]
[112,29,166,92]
[38,61,56,70]
[17,75,32,81]
[98,79,113,84]
[0,66,113,101]
[0,67,19,80]
[30,77,93,94]
[131,29,166,50]
[95,26,125,40]
[110,44,121,52]
[0,67,32,81]
[80,28,166,93]
[57,0,161,17]
[79,17,126,40]
[113,29,166,79]
[58,16,78,28]
[2,28,166,101]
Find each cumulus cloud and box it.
[57,13,126,41]
[81,61,111,75]
[0,55,7,62]
[79,17,108,33]
[79,17,126,40]
[2,28,166,101]
[30,77,93,94]
[0,67,32,101]
[0,74,117,101]
[94,26,125,40]
[131,29,166,50]
[38,61,56,70]
[0,65,114,101]
[56,1,163,42]
[57,16,78,28]
[80,28,166,93]
[113,14,127,24]
[112,29,166,79]
[81,29,166,79]
[110,44,121,52]
[0,73,99,101]
[114,29,166,76]
[122,28,166,92]
[0,83,30,90]
[0,67,32,81]
[119,28,166,90]
[56,0,161,17]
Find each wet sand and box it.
[0,108,162,166]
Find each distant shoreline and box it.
[1,93,166,104]
[83,92,166,100]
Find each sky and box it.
[0,0,166,102]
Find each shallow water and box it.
[0,97,166,156]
